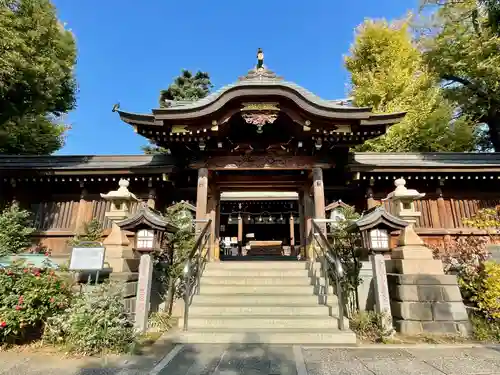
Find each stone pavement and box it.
[2,345,500,374]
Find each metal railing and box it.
[311,219,346,330]
[182,219,212,331]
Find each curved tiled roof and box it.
[156,71,368,112]
[116,65,405,125]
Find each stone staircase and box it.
[172,260,357,344]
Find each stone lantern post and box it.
[385,178,470,335]
[386,178,444,275]
[101,179,138,272]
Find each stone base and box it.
[388,273,471,336]
[388,259,444,275]
[395,320,471,335]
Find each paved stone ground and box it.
[2,345,500,374]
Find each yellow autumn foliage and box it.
[476,261,500,320]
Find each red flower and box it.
[23,269,28,273]
[0,322,6,328]
[6,270,12,276]
[49,297,55,303]
[18,296,23,302]
[15,305,21,310]
[44,252,49,256]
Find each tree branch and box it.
[442,74,494,102]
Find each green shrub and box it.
[67,219,103,247]
[43,282,136,355]
[0,262,73,344]
[470,312,500,342]
[0,204,36,257]
[474,261,500,320]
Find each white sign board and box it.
[69,247,105,271]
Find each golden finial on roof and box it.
[257,48,264,70]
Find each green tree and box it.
[345,18,478,152]
[420,0,500,150]
[143,70,212,154]
[0,0,77,155]
[154,202,195,313]
[0,204,36,257]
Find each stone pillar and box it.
[371,251,393,334]
[386,178,470,335]
[135,252,153,333]
[237,215,243,254]
[101,179,139,273]
[289,213,295,254]
[195,168,209,235]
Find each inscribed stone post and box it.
[135,253,153,333]
[370,252,393,334]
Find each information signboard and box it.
[69,245,105,271]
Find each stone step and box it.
[200,276,312,286]
[183,315,339,329]
[203,268,311,277]
[204,261,321,270]
[192,293,329,305]
[171,328,357,345]
[199,284,315,295]
[189,304,331,316]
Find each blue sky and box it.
[53,0,419,155]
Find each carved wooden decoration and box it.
[190,154,332,170]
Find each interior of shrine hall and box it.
[219,192,301,258]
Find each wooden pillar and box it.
[436,186,450,229]
[215,191,221,260]
[312,167,326,235]
[208,188,220,261]
[303,190,314,260]
[289,213,295,254]
[195,168,209,235]
[298,191,305,256]
[74,184,90,234]
[366,186,377,209]
[147,180,156,209]
[237,215,243,254]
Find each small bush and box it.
[474,261,500,320]
[67,219,103,247]
[0,262,73,344]
[43,282,136,355]
[431,236,490,304]
[0,204,36,257]
[470,312,500,342]
[350,310,392,343]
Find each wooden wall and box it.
[363,178,500,248]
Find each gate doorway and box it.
[219,192,301,259]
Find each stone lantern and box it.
[385,178,470,335]
[117,203,178,333]
[386,178,442,274]
[347,206,408,333]
[100,179,138,272]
